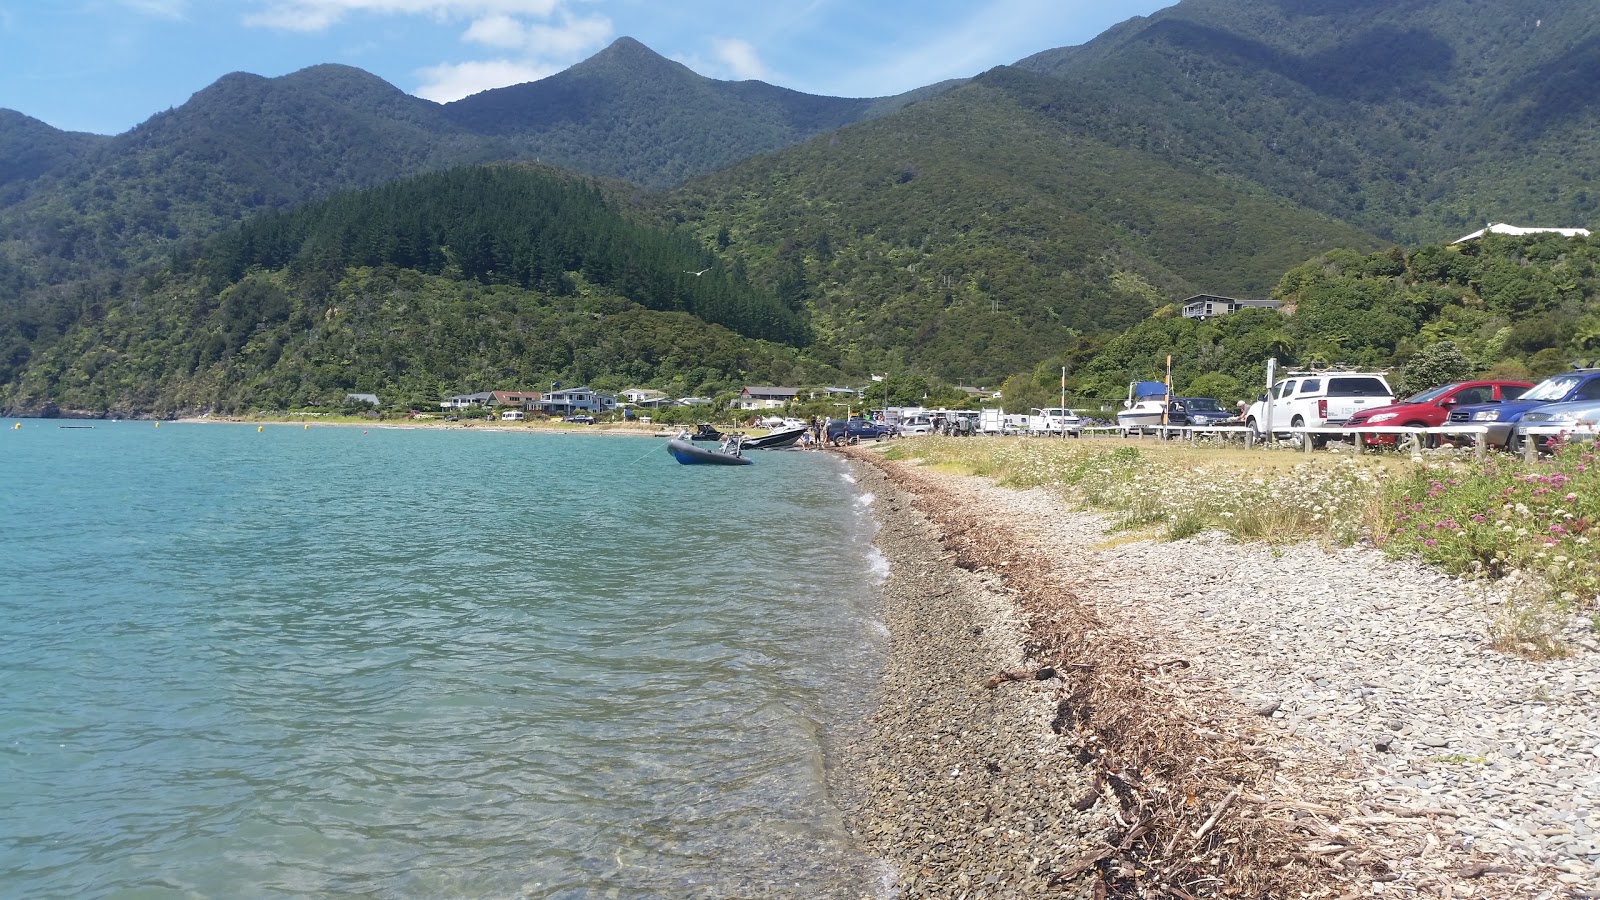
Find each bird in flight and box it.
[684,268,711,276]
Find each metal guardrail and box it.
[973,420,1599,461]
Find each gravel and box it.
[834,454,1599,899]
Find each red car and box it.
[1343,380,1533,447]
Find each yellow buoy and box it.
[304,424,309,430]
[257,425,263,432]
[154,422,159,428]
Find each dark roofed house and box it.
[735,386,798,410]
[1180,295,1281,320]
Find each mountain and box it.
[0,111,108,195]
[440,37,952,189]
[6,2,1600,411]
[0,39,953,286]
[1012,0,1600,244]
[655,66,1383,381]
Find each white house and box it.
[440,391,494,409]
[735,386,798,410]
[1180,294,1281,320]
[1452,223,1592,244]
[620,388,671,407]
[537,387,616,415]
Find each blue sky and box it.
[0,0,1173,136]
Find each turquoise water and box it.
[0,422,889,897]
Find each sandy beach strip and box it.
[837,448,1597,899]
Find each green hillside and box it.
[440,37,954,190]
[1015,0,1600,244]
[3,167,823,416]
[656,69,1383,381]
[1054,232,1600,407]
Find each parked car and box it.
[1165,397,1233,428]
[826,419,896,444]
[1027,407,1084,436]
[563,414,595,424]
[1342,380,1532,447]
[1512,398,1600,453]
[1244,371,1393,448]
[898,413,936,436]
[1447,368,1600,450]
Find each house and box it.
[958,386,1001,401]
[620,388,671,407]
[676,396,712,407]
[1180,295,1281,320]
[440,391,494,410]
[489,390,542,408]
[1452,223,1592,244]
[345,393,380,405]
[536,386,616,415]
[735,386,799,410]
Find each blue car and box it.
[825,419,896,445]
[1448,367,1600,450]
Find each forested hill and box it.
[656,67,1384,382]
[196,166,808,345]
[0,38,950,296]
[0,110,108,194]
[3,165,822,416]
[439,37,955,190]
[1013,0,1600,245]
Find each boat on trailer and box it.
[1116,381,1170,432]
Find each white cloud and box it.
[414,58,556,101]
[712,38,765,80]
[462,13,527,48]
[244,0,562,33]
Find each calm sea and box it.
[0,421,891,898]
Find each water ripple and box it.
[1,424,885,897]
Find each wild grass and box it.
[878,435,1599,656]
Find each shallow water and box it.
[0,422,887,897]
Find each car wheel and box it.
[1404,422,1436,449]
[1506,433,1524,454]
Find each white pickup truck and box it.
[1244,371,1393,447]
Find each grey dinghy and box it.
[666,438,753,466]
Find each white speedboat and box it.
[1116,381,1169,432]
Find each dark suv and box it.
[826,419,896,445]
[1447,368,1600,450]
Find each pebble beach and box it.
[837,448,1599,899]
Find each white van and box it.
[500,410,525,421]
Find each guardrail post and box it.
[1523,436,1537,463]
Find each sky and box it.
[0,0,1174,136]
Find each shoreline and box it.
[838,447,1597,898]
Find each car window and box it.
[1452,385,1492,405]
[1328,377,1390,396]
[1273,381,1295,399]
[1573,379,1600,402]
[1298,378,1321,394]
[1500,385,1528,401]
[1523,374,1583,401]
[1404,385,1452,403]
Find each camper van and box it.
[500,410,525,421]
